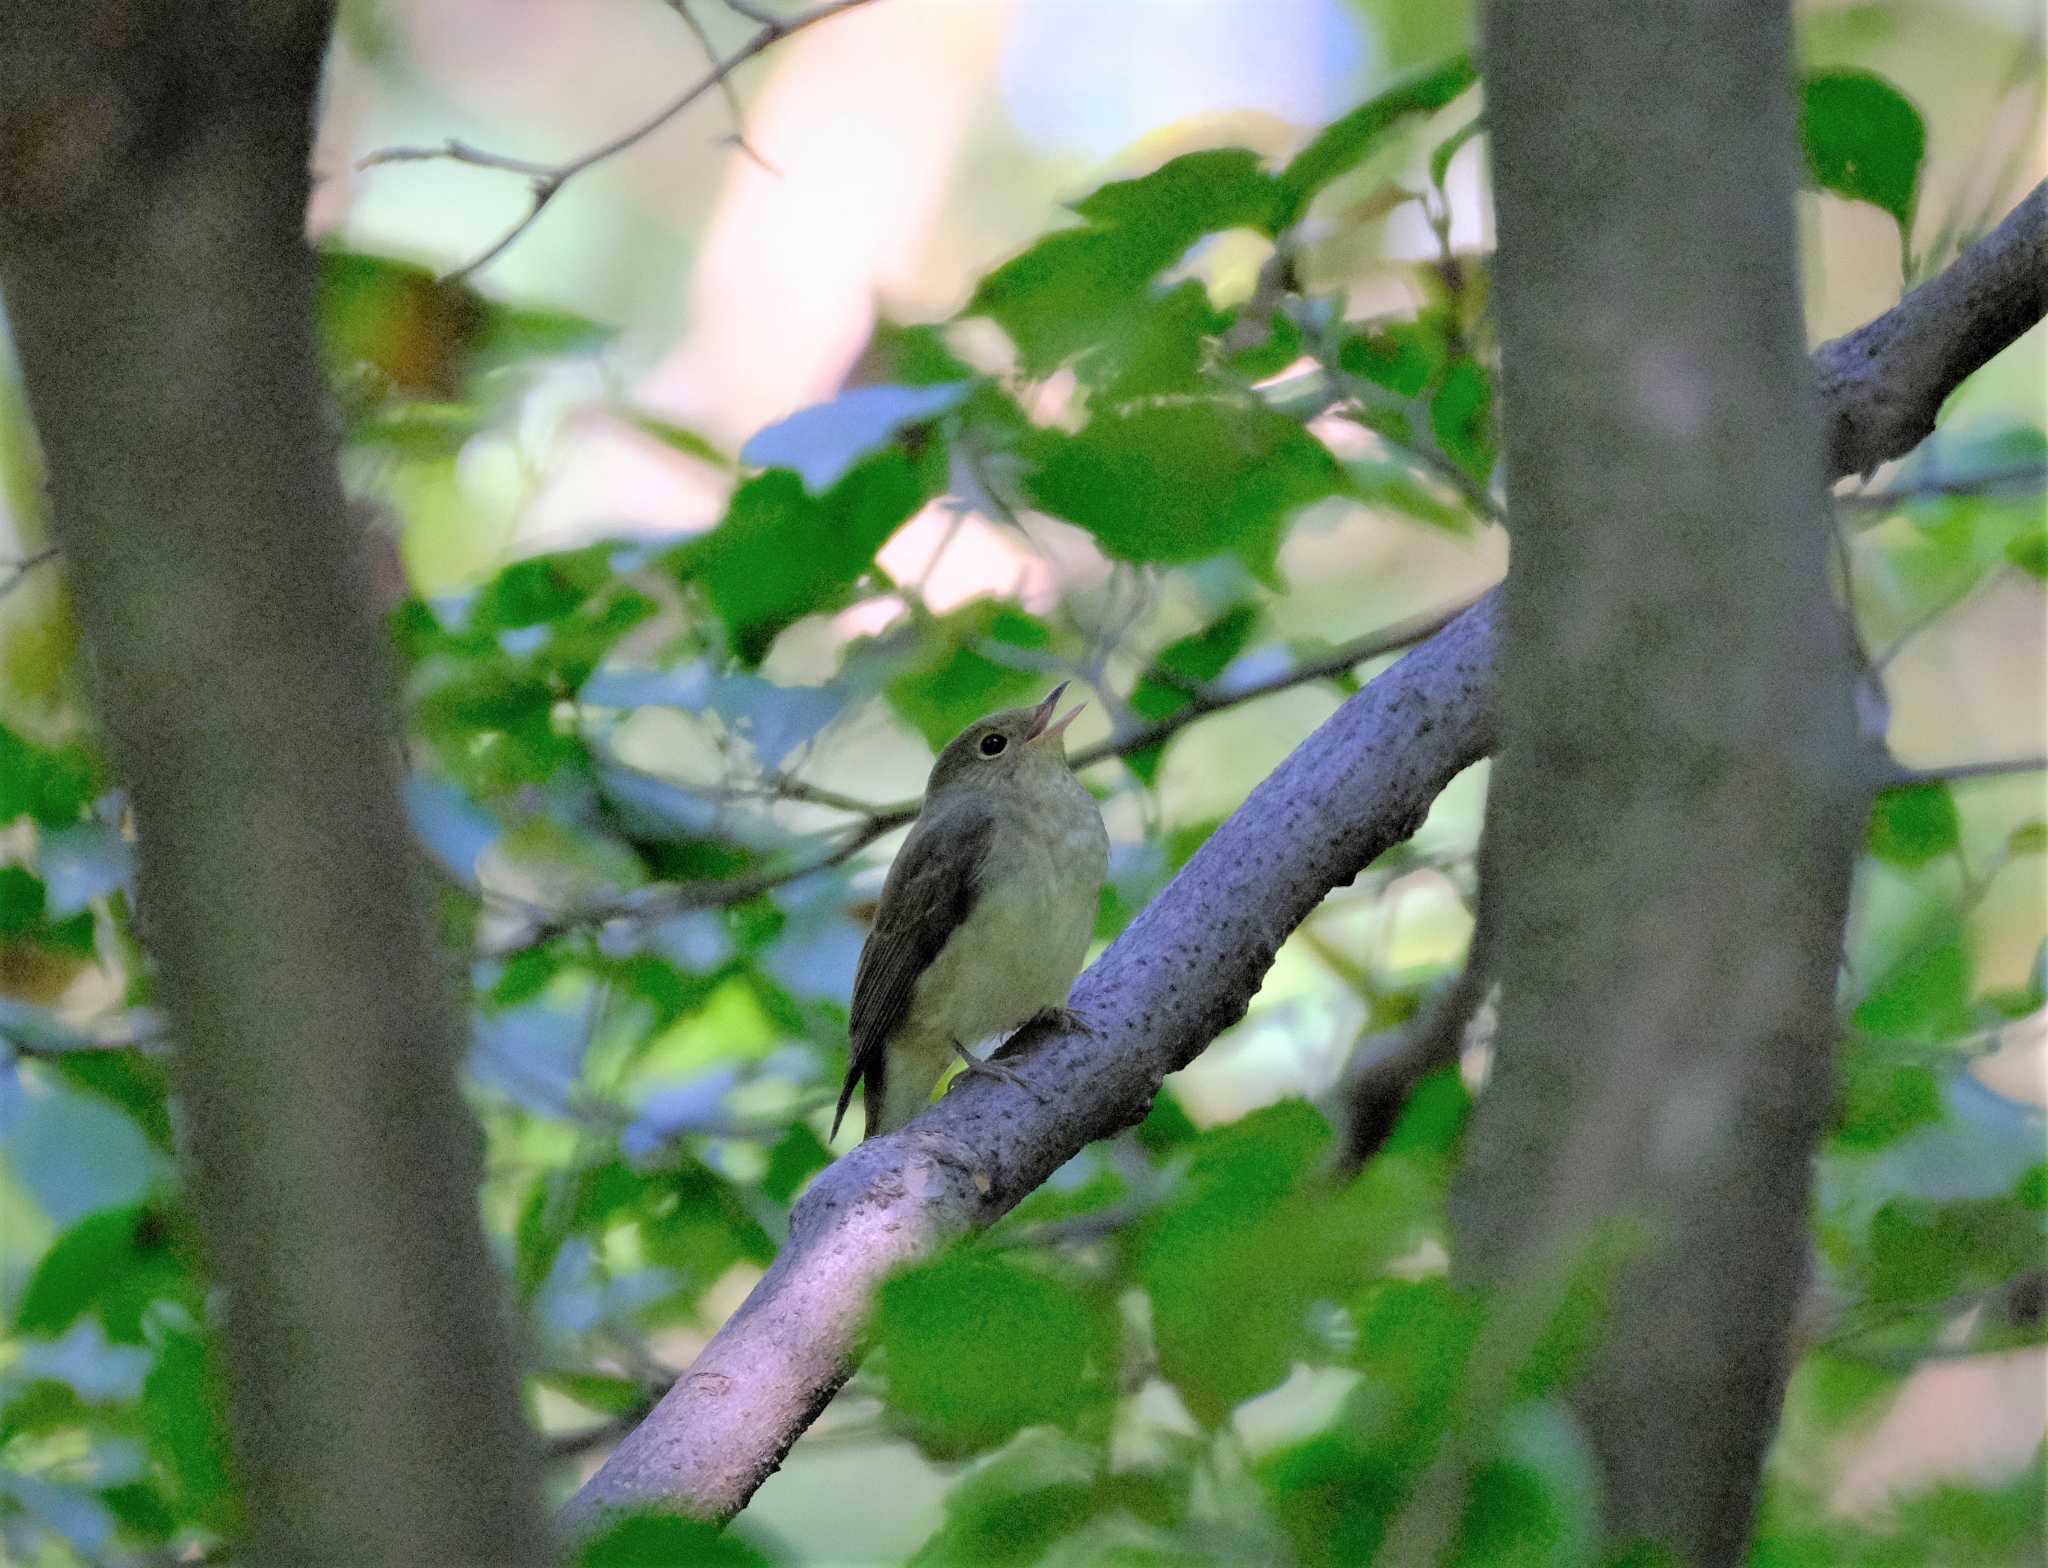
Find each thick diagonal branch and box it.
[562,176,2048,1529]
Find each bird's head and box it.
[925,683,1086,798]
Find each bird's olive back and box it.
[924,705,1056,796]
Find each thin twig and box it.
[358,0,880,280]
[1835,463,2047,509]
[1068,590,1485,771]
[1885,754,2048,789]
[664,1,779,172]
[0,545,60,599]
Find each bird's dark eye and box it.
[979,733,1007,757]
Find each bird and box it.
[832,683,1109,1142]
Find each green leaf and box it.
[16,1205,193,1343]
[2006,527,2048,580]
[0,724,99,828]
[1122,602,1260,783]
[1455,1401,1599,1568]
[1852,938,1972,1043]
[968,149,1279,376]
[759,1122,834,1207]
[1429,357,1497,486]
[1025,403,1352,584]
[1865,782,1961,867]
[1276,55,1479,223]
[885,601,1057,751]
[1833,1060,1943,1150]
[876,1254,1105,1457]
[1864,1193,2041,1305]
[141,1324,236,1532]
[1339,318,1449,399]
[910,1430,1101,1568]
[473,298,611,366]
[1071,147,1281,237]
[347,401,481,461]
[471,542,619,632]
[1086,281,1229,403]
[1131,604,1260,722]
[628,414,733,470]
[672,446,943,664]
[317,247,482,399]
[1139,1102,1355,1423]
[534,1369,651,1419]
[639,1157,779,1306]
[1799,70,1925,236]
[1429,116,1485,193]
[578,1512,775,1568]
[46,1049,177,1153]
[1348,459,1472,533]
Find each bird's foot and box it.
[947,1038,1047,1102]
[1028,1005,1095,1038]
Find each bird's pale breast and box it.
[904,773,1106,1051]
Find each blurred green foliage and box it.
[0,22,2041,1568]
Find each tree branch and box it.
[1815,179,2048,479]
[560,178,2048,1530]
[358,0,881,280]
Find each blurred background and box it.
[0,1,2042,1562]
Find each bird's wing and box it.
[833,795,994,1138]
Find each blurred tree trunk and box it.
[0,7,547,1563]
[1448,1,1870,1562]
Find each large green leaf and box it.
[876,1253,1107,1457]
[1025,403,1353,583]
[1799,70,1924,238]
[967,149,1279,377]
[16,1205,195,1344]
[670,443,944,664]
[0,724,100,829]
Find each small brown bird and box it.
[832,684,1109,1141]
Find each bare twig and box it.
[358,0,881,280]
[1885,754,2048,789]
[0,544,59,598]
[1835,463,2047,510]
[663,1,778,172]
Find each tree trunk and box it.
[0,8,548,1562]
[1451,2,1870,1562]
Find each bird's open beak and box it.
[1024,682,1085,747]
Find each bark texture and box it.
[1454,3,1870,1562]
[0,9,548,1563]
